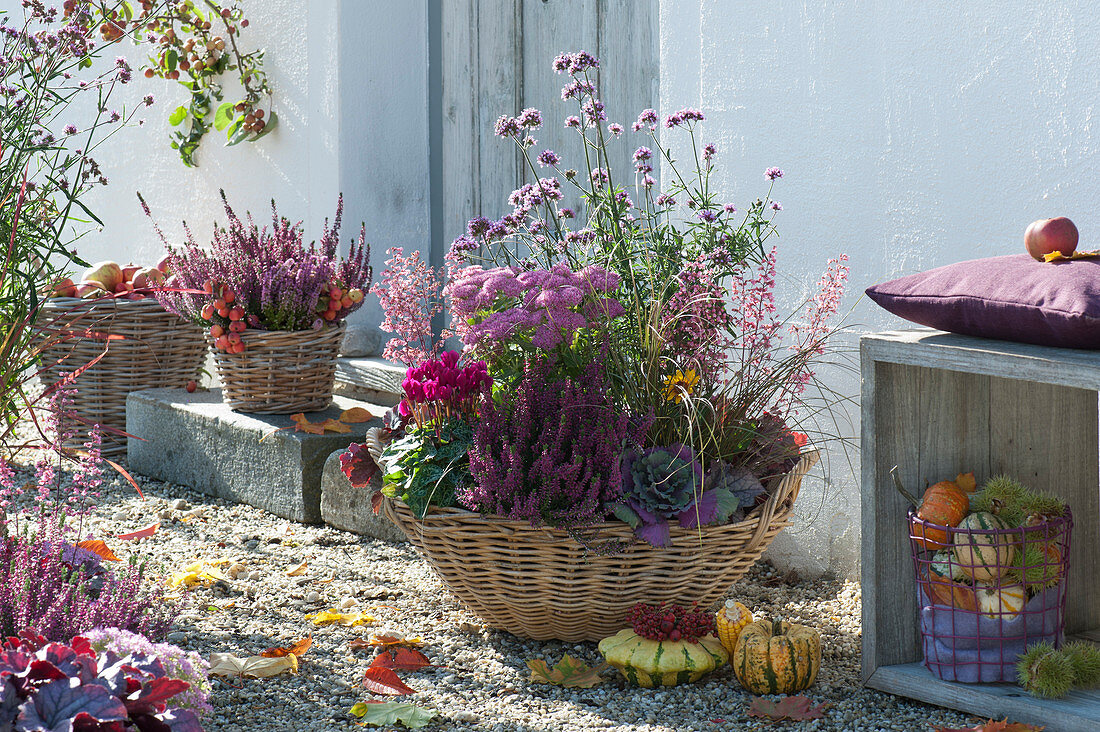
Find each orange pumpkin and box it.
[921,563,977,612]
[912,481,970,550]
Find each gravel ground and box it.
[4,453,986,732]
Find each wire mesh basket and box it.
[908,508,1072,683]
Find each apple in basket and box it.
[1025,217,1078,261]
[81,261,123,292]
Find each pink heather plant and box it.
[372,247,447,366]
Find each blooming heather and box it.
[463,360,640,528]
[148,192,371,332]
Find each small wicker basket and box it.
[381,447,819,642]
[35,297,206,457]
[210,322,345,414]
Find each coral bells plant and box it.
[0,629,202,731]
[143,190,371,353]
[626,602,716,643]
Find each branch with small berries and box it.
[124,0,274,166]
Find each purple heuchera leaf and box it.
[123,677,190,717]
[15,678,127,731]
[2,681,19,728]
[339,443,378,488]
[634,520,671,548]
[132,707,203,732]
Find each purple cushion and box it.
[866,254,1100,349]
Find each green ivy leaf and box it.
[348,702,436,729]
[168,106,188,126]
[213,102,235,131]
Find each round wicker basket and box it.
[382,447,819,642]
[35,297,206,457]
[210,322,345,414]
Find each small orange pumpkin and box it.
[913,481,970,550]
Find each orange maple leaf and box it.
[76,540,120,561]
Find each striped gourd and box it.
[952,511,1016,582]
[976,583,1027,621]
[733,619,821,695]
[597,629,728,688]
[715,600,754,656]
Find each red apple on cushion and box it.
[1025,217,1079,261]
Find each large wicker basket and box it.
[35,297,206,457]
[211,322,345,414]
[382,447,819,642]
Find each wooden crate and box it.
[861,329,1100,731]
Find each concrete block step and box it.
[319,451,406,543]
[126,388,385,523]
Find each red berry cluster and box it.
[627,601,716,643]
[315,283,364,323]
[200,281,248,354]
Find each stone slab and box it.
[319,450,406,543]
[333,357,404,407]
[126,388,384,523]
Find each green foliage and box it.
[971,475,1066,528]
[381,419,473,518]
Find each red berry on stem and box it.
[200,303,215,320]
[209,324,224,338]
[223,289,236,304]
[217,307,229,318]
[214,336,229,350]
[213,298,226,310]
[228,307,244,321]
[185,380,197,393]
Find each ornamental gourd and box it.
[976,583,1027,621]
[733,619,821,695]
[953,511,1016,582]
[922,551,977,612]
[598,629,727,687]
[913,481,970,550]
[600,602,728,687]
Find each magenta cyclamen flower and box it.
[400,351,492,427]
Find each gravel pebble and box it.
[3,451,989,731]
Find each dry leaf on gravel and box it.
[527,654,607,688]
[207,652,298,679]
[260,637,312,658]
[362,667,417,696]
[305,609,375,627]
[285,561,308,577]
[116,521,159,541]
[747,695,829,721]
[348,701,435,728]
[934,720,1045,732]
[76,539,119,561]
[168,559,230,588]
[365,634,424,648]
[370,647,432,671]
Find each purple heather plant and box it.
[144,190,371,333]
[0,383,173,644]
[461,360,643,529]
[0,629,202,731]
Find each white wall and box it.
[661,0,1100,577]
[74,0,430,356]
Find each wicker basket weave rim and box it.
[386,446,819,535]
[41,296,170,310]
[205,321,345,344]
